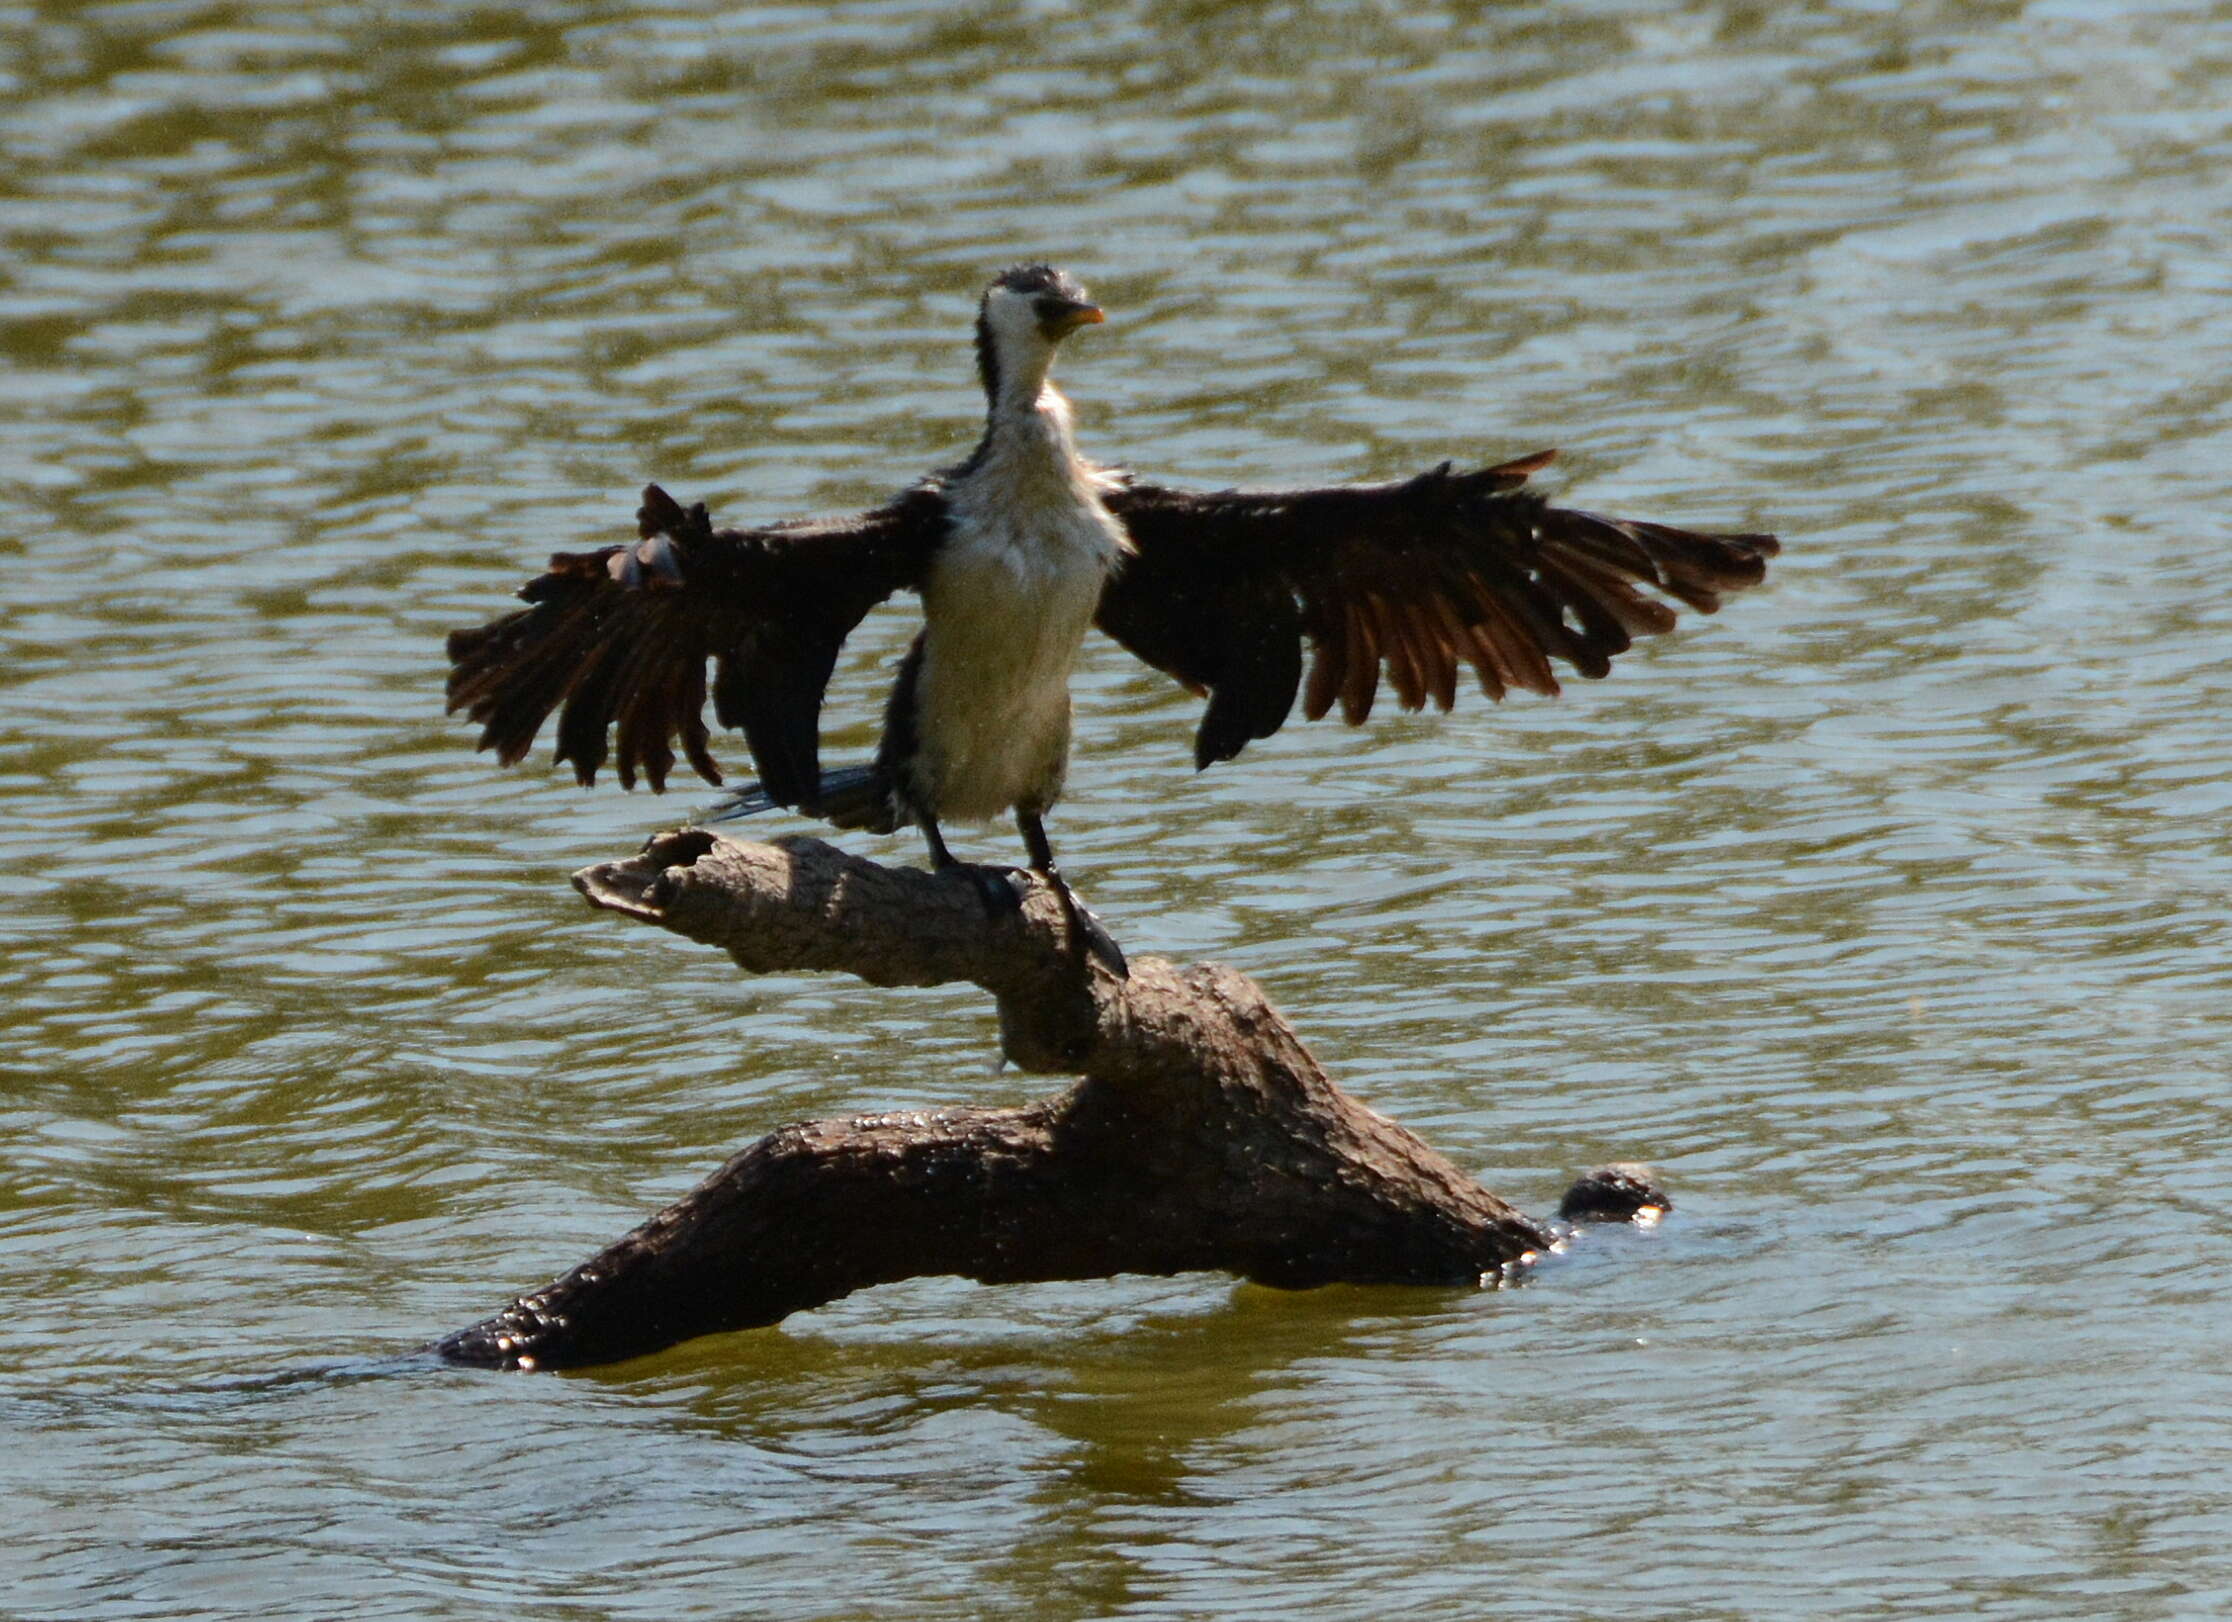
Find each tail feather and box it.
[694,762,896,832]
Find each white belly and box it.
[914,503,1122,823]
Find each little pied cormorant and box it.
[447,265,1780,977]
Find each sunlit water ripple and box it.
[3,1,2229,1617]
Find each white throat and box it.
[975,383,1094,508]
[989,340,1058,420]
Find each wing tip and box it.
[638,483,684,538]
[1483,448,1558,484]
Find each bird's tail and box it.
[694,763,897,832]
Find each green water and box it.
[5,1,2230,1616]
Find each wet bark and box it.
[433,830,1661,1371]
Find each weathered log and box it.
[433,830,1664,1371]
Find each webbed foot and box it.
[1045,870,1129,980]
[928,814,1129,980]
[957,862,1032,917]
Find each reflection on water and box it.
[5,1,2231,1616]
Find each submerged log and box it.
[433,830,1665,1371]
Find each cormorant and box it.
[447,265,1779,978]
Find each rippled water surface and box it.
[6,1,2231,1616]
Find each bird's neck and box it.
[988,337,1060,422]
[967,377,1089,498]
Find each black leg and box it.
[1017,811,1129,979]
[922,816,1027,915]
[920,816,961,871]
[1018,809,1057,874]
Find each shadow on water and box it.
[574,1278,1510,1609]
[116,1351,456,1411]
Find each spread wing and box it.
[445,483,945,800]
[1094,451,1780,769]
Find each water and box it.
[4,0,2230,1615]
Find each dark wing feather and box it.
[445,483,945,798]
[1095,452,1779,769]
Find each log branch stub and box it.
[1557,1161,1672,1225]
[435,831,1642,1371]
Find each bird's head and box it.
[975,263,1103,407]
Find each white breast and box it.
[912,394,1129,824]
